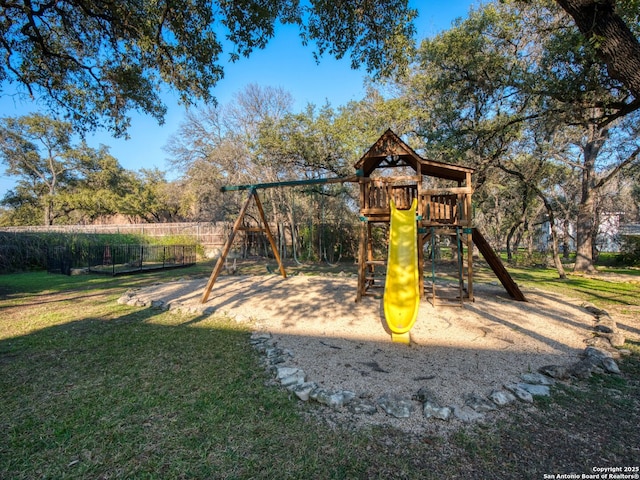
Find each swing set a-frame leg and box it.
[201,189,286,304]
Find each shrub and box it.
[617,236,640,266]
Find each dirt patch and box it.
[127,274,631,435]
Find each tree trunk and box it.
[574,120,606,272]
[562,220,571,259]
[574,197,596,272]
[549,215,567,279]
[506,220,522,262]
[556,0,640,99]
[44,201,52,226]
[537,192,567,278]
[43,190,55,226]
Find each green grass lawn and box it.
[1,263,639,478]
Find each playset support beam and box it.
[201,175,358,304]
[200,188,286,304]
[220,175,359,193]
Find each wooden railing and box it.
[420,189,470,226]
[360,178,418,216]
[359,179,471,226]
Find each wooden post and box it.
[416,161,424,299]
[356,220,367,302]
[465,172,474,301]
[201,191,254,304]
[366,222,375,280]
[417,230,425,299]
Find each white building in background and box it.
[536,212,624,253]
[596,212,623,252]
[536,219,575,254]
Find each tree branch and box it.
[556,0,640,99]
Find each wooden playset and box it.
[201,129,525,311]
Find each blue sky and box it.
[0,1,477,194]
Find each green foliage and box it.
[618,237,640,266]
[398,0,640,275]
[150,234,204,258]
[0,0,417,136]
[0,115,180,226]
[0,232,145,273]
[0,114,76,225]
[119,168,181,223]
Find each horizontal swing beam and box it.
[220,174,360,192]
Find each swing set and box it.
[200,130,525,341]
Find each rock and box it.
[608,349,622,360]
[251,334,275,353]
[250,332,272,344]
[569,358,599,379]
[70,268,89,275]
[539,364,570,380]
[585,336,613,349]
[582,303,609,317]
[277,367,306,387]
[423,401,452,421]
[464,393,497,412]
[266,347,285,359]
[601,332,627,348]
[276,366,300,380]
[618,349,632,357]
[584,346,613,361]
[520,372,555,385]
[594,315,617,334]
[489,389,516,406]
[127,298,146,307]
[309,387,328,404]
[265,347,292,365]
[453,406,485,422]
[151,300,166,310]
[602,357,621,375]
[330,390,356,407]
[413,386,439,404]
[377,394,415,418]
[292,382,317,401]
[311,389,356,408]
[348,398,378,415]
[517,383,551,397]
[504,384,534,403]
[117,290,137,305]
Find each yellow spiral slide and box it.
[383,198,420,344]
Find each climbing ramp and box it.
[472,228,526,301]
[383,199,420,344]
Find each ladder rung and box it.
[239,227,266,232]
[365,260,386,266]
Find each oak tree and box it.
[0,0,416,136]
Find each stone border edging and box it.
[249,302,630,424]
[116,288,631,424]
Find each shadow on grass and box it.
[1,269,639,479]
[0,305,347,479]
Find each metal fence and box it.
[88,244,196,275]
[47,244,196,275]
